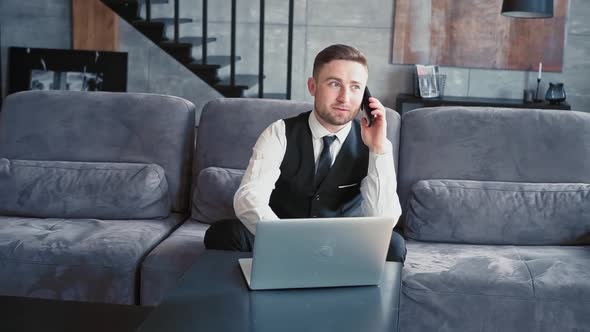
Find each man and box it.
[204,44,406,262]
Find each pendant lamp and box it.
[501,0,554,18]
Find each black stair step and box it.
[191,55,242,69]
[217,74,260,89]
[186,56,246,85]
[132,20,166,42]
[102,0,140,21]
[214,75,261,98]
[159,41,193,63]
[263,93,288,100]
[186,55,244,83]
[188,68,220,85]
[103,0,169,11]
[178,36,217,47]
[140,0,169,4]
[151,17,193,25]
[214,85,249,98]
[185,61,223,85]
[159,41,193,48]
[104,0,168,4]
[102,0,170,22]
[186,61,221,71]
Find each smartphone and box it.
[362,86,374,127]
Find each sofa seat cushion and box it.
[406,179,590,245]
[140,220,209,306]
[0,158,170,220]
[0,214,185,304]
[192,167,244,224]
[400,241,590,331]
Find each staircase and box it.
[102,0,294,98]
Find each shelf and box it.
[396,93,571,114]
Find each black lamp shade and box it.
[501,0,554,18]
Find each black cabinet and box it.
[396,93,571,114]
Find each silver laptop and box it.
[238,216,393,290]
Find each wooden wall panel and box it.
[72,0,119,51]
[392,0,568,72]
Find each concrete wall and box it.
[0,0,72,100]
[151,0,589,111]
[0,0,220,124]
[119,18,221,125]
[2,0,589,112]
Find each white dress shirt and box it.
[233,111,402,234]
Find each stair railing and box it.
[0,23,3,104]
[106,0,295,99]
[258,0,265,98]
[174,0,180,43]
[202,0,208,65]
[230,0,236,87]
[145,0,151,21]
[286,0,294,99]
[223,0,293,98]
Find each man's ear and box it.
[307,77,316,97]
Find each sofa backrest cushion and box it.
[195,98,313,175]
[0,91,195,213]
[399,107,590,210]
[0,158,170,219]
[405,179,590,245]
[193,167,244,223]
[191,98,401,222]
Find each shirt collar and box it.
[308,109,352,143]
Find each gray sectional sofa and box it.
[397,107,590,331]
[143,98,590,331]
[1,91,588,331]
[0,90,195,305]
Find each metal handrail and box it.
[145,0,151,21]
[258,0,265,98]
[0,24,3,104]
[137,0,295,98]
[286,0,294,99]
[202,0,208,65]
[174,0,179,43]
[230,0,236,86]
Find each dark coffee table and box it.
[0,295,152,332]
[138,250,401,332]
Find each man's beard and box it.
[315,103,359,126]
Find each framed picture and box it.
[392,0,568,72]
[8,47,127,94]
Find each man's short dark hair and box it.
[312,44,368,78]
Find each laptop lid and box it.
[240,216,393,290]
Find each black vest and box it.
[269,111,369,218]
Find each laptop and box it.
[238,216,393,290]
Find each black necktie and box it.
[315,135,337,188]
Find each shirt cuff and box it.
[369,139,393,157]
[368,139,393,175]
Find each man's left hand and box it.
[360,97,388,154]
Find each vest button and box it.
[315,194,320,200]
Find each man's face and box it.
[308,60,368,132]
